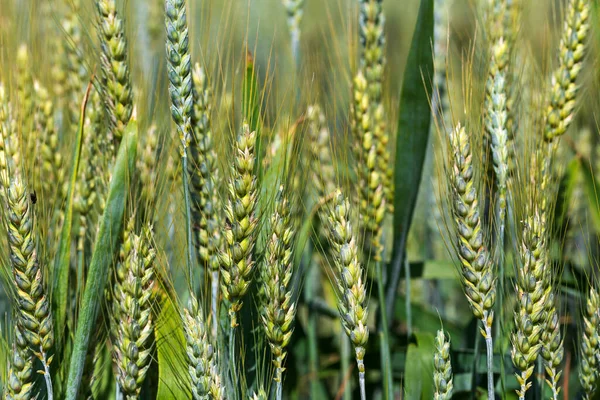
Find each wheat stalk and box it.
[111,221,156,399]
[326,190,369,400]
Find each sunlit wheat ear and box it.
[579,287,600,400]
[34,82,63,205]
[358,0,392,210]
[433,329,453,400]
[165,0,194,156]
[110,221,156,398]
[261,185,297,389]
[540,292,564,400]
[544,0,589,142]
[447,124,496,325]
[0,83,11,196]
[96,0,134,144]
[511,211,549,399]
[5,178,54,391]
[191,64,222,296]
[351,71,385,262]
[220,122,258,328]
[325,190,369,399]
[183,299,225,400]
[282,0,304,61]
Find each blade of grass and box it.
[51,79,92,350]
[156,293,190,398]
[386,0,434,325]
[65,121,138,400]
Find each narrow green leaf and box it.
[156,294,190,399]
[576,156,600,232]
[65,121,138,400]
[403,332,435,400]
[386,0,434,319]
[243,51,264,178]
[52,83,92,347]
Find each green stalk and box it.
[376,260,393,400]
[182,154,195,289]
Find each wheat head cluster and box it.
[0,0,599,399]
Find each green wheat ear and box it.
[433,329,453,400]
[579,287,600,400]
[220,122,258,327]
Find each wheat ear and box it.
[191,64,222,337]
[96,0,134,144]
[447,124,496,399]
[261,185,297,397]
[540,292,563,400]
[111,221,156,399]
[5,178,54,398]
[433,329,453,400]
[579,287,600,400]
[220,122,258,328]
[282,0,305,63]
[4,322,34,400]
[183,299,224,400]
[326,190,369,400]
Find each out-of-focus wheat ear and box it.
[446,124,496,398]
[5,177,54,397]
[183,299,225,400]
[16,45,34,135]
[220,122,258,328]
[4,322,34,400]
[351,71,386,262]
[62,0,87,131]
[540,293,564,400]
[511,211,549,399]
[325,190,369,400]
[138,124,158,208]
[191,64,222,335]
[34,82,63,206]
[110,221,156,399]
[260,185,297,398]
[282,0,304,63]
[96,0,134,145]
[165,0,194,156]
[579,287,600,400]
[544,0,589,142]
[358,0,392,211]
[0,83,10,198]
[433,329,453,400]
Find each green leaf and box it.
[156,293,190,399]
[577,156,600,232]
[403,332,435,400]
[387,0,434,317]
[52,84,91,348]
[243,51,263,178]
[65,121,138,400]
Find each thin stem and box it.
[41,348,53,400]
[376,260,392,400]
[357,355,366,400]
[276,379,283,400]
[306,253,320,399]
[484,322,495,400]
[404,257,412,338]
[471,330,480,400]
[211,270,218,341]
[341,331,351,400]
[181,155,195,290]
[229,325,238,400]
